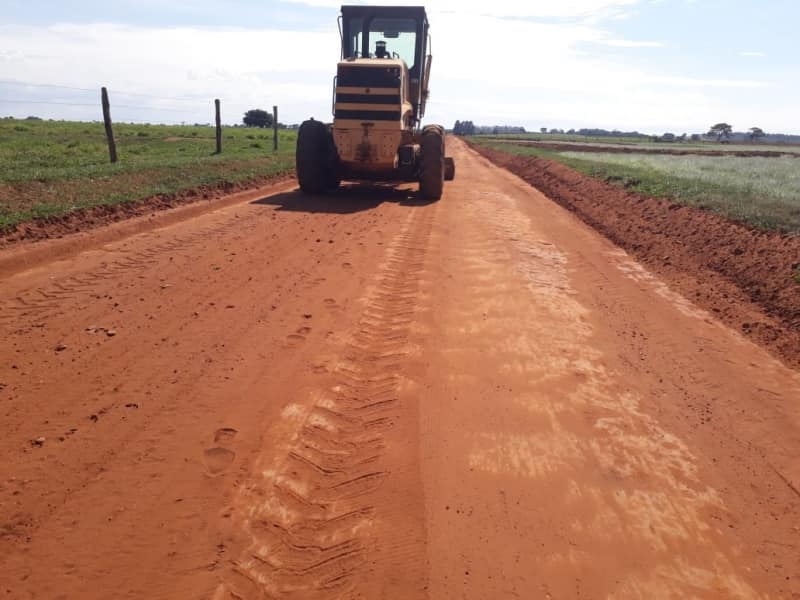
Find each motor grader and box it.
[296,5,454,200]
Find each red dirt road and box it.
[1,139,799,599]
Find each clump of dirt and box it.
[0,174,293,248]
[470,141,800,367]
[492,140,800,157]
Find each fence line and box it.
[2,82,283,163]
[0,84,278,163]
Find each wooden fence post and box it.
[101,87,117,164]
[273,105,278,151]
[214,99,222,154]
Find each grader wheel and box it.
[296,119,339,194]
[419,125,444,200]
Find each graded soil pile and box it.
[0,174,294,248]
[470,141,800,367]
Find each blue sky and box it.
[1,0,797,133]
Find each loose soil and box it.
[1,139,799,598]
[470,141,800,368]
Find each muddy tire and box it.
[296,119,338,194]
[419,125,444,200]
[444,157,455,181]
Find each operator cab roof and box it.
[340,5,428,20]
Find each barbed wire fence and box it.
[0,80,280,163]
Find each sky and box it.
[1,0,797,134]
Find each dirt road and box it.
[1,139,799,599]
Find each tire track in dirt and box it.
[420,148,768,597]
[0,213,258,329]
[214,203,434,599]
[417,141,800,597]
[468,142,800,368]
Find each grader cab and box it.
[296,5,454,200]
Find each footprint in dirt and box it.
[203,447,236,475]
[203,428,238,475]
[214,427,238,444]
[285,326,312,348]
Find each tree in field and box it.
[243,109,273,128]
[540,127,547,134]
[453,120,476,135]
[708,122,733,142]
[749,126,765,141]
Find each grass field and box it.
[483,136,800,155]
[475,139,800,233]
[0,119,296,230]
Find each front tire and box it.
[419,125,444,200]
[444,157,455,181]
[296,119,338,194]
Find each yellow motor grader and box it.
[296,5,454,200]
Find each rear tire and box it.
[419,125,444,200]
[296,119,338,194]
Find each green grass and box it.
[474,139,800,233]
[0,119,296,229]
[481,134,800,154]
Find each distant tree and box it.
[540,127,547,134]
[661,132,676,142]
[25,115,42,121]
[690,133,702,142]
[708,122,733,142]
[749,126,765,141]
[453,120,476,135]
[243,109,273,128]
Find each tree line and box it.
[450,119,788,143]
[453,120,526,135]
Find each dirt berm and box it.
[469,141,800,368]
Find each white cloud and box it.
[739,51,767,58]
[280,0,641,19]
[0,9,790,133]
[645,75,766,88]
[0,23,340,124]
[597,39,663,47]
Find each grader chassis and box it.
[296,5,454,200]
